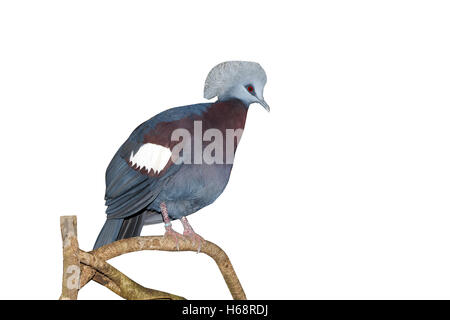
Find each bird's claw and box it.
[183,230,205,253]
[163,227,183,250]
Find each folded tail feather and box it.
[116,213,145,241]
[93,218,124,250]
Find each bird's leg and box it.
[181,216,205,253]
[160,202,182,250]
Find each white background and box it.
[0,1,449,299]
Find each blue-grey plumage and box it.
[94,61,269,250]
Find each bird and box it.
[93,61,269,250]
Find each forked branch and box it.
[60,215,246,300]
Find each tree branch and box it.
[59,216,80,300]
[79,250,185,300]
[88,236,247,300]
[60,215,246,300]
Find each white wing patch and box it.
[129,143,172,174]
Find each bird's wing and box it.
[104,103,212,219]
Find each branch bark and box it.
[60,216,246,300]
[59,216,80,300]
[79,250,185,300]
[88,236,247,300]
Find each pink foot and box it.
[180,217,205,253]
[183,229,205,253]
[163,226,183,250]
[160,202,183,250]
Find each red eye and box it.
[247,85,254,93]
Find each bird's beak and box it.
[258,98,270,112]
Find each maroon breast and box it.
[146,99,248,150]
[129,99,249,176]
[144,99,248,145]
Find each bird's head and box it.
[204,61,269,111]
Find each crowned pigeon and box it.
[94,61,269,250]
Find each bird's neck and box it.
[203,99,249,132]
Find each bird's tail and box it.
[93,218,124,249]
[117,213,144,241]
[93,213,145,250]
